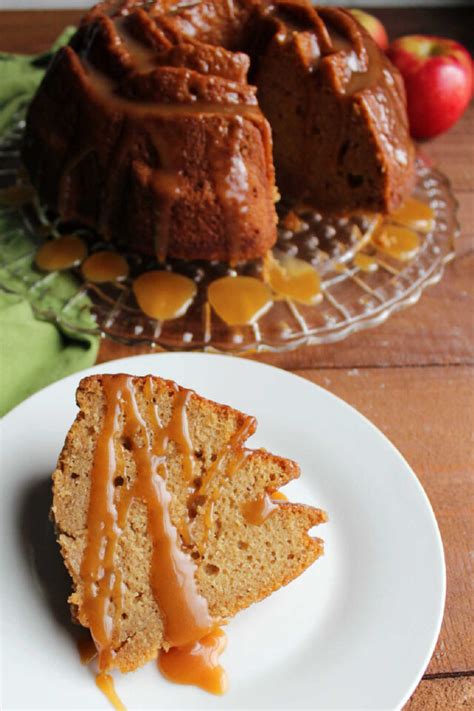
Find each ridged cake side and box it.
[22,0,277,263]
[22,0,416,262]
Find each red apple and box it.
[349,9,389,51]
[387,35,473,139]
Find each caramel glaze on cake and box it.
[22,0,415,263]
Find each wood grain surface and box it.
[300,366,474,678]
[1,7,472,710]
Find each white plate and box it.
[0,353,445,711]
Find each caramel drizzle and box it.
[82,56,261,119]
[195,415,255,540]
[141,378,190,465]
[80,375,214,670]
[114,16,158,71]
[211,116,249,265]
[149,169,182,263]
[64,17,273,264]
[80,381,126,670]
[96,672,127,711]
[77,53,263,263]
[242,492,279,526]
[270,489,288,502]
[200,416,255,494]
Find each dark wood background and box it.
[1,6,472,709]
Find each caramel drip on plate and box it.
[372,224,420,261]
[81,375,214,672]
[242,491,281,526]
[264,252,322,305]
[207,276,272,326]
[158,628,228,695]
[132,271,197,321]
[353,253,378,272]
[81,251,129,283]
[389,197,435,234]
[96,672,127,711]
[35,235,87,272]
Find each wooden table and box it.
[1,7,472,709]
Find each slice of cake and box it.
[51,373,327,684]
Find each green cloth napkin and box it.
[0,292,98,416]
[0,30,100,417]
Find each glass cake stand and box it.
[0,120,460,354]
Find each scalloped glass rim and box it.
[0,122,459,354]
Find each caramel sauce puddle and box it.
[353,253,378,272]
[81,251,129,283]
[372,224,420,261]
[158,627,228,695]
[132,271,197,321]
[35,235,87,271]
[264,252,322,305]
[207,275,272,326]
[390,197,434,234]
[28,194,435,333]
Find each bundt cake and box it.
[22,0,415,263]
[52,373,327,676]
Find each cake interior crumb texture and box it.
[52,374,327,673]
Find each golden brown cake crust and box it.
[52,374,326,673]
[22,0,415,263]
